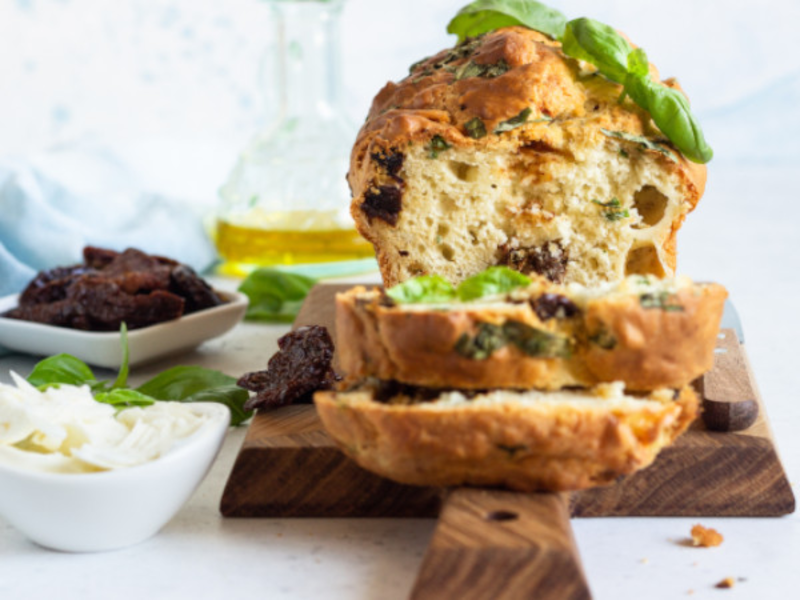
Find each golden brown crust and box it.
[315,385,699,493]
[582,284,728,390]
[336,279,727,391]
[350,27,705,206]
[348,27,706,288]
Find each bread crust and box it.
[347,27,707,288]
[336,280,727,392]
[315,385,699,492]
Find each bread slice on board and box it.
[336,275,727,391]
[315,383,698,492]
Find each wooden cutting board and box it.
[220,284,795,600]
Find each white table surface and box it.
[1,164,798,600]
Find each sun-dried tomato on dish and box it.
[3,246,224,331]
[237,325,341,411]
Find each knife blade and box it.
[720,299,744,344]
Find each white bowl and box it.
[0,290,248,368]
[0,403,230,552]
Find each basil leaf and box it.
[238,269,316,324]
[95,389,156,408]
[386,275,457,304]
[502,320,572,358]
[454,320,571,360]
[427,135,452,159]
[454,322,506,360]
[181,385,252,427]
[447,0,567,42]
[561,18,631,84]
[465,117,488,138]
[627,47,649,78]
[494,107,532,133]
[456,266,531,301]
[643,81,714,164]
[601,129,677,162]
[27,354,98,390]
[454,59,510,81]
[640,292,685,312]
[136,366,253,426]
[136,366,238,401]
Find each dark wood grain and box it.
[702,328,759,432]
[411,490,590,600]
[220,406,442,518]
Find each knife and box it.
[701,300,759,432]
[720,299,744,344]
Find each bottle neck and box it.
[270,0,345,121]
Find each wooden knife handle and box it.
[410,488,591,600]
[702,328,759,432]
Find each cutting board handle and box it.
[410,488,591,600]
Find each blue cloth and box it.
[0,146,218,298]
[0,145,220,356]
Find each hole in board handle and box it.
[485,510,519,522]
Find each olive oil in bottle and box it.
[214,209,373,276]
[216,0,371,276]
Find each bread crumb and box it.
[639,557,648,564]
[691,524,723,547]
[686,590,694,596]
[715,577,735,589]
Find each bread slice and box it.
[349,27,706,288]
[337,275,726,392]
[315,382,698,492]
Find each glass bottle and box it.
[215,0,373,276]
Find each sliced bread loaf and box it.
[336,274,726,391]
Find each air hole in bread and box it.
[632,185,668,229]
[441,244,456,261]
[468,229,480,246]
[448,161,479,182]
[437,224,450,238]
[625,245,666,278]
[408,261,426,276]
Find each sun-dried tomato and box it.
[3,246,224,330]
[237,326,341,411]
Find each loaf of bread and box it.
[348,27,706,288]
[315,382,698,492]
[336,274,727,391]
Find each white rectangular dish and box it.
[0,290,248,368]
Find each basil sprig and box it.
[564,18,712,163]
[386,266,532,304]
[26,326,252,426]
[446,2,713,163]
